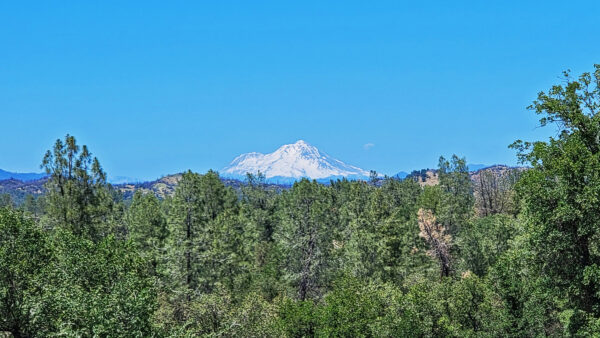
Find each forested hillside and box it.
[2,66,600,336]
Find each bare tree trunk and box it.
[418,209,452,277]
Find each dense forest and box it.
[2,66,600,337]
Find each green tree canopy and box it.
[511,64,600,334]
[41,134,114,240]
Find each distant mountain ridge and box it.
[221,140,370,183]
[0,164,526,203]
[0,168,145,185]
[0,169,46,181]
[0,161,497,185]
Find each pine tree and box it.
[126,190,168,276]
[0,194,13,209]
[167,171,204,296]
[166,170,237,294]
[41,134,114,240]
[437,155,474,236]
[20,194,38,216]
[276,179,336,300]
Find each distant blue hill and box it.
[0,169,46,181]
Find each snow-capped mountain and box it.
[221,140,370,183]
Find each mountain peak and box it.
[222,141,369,182]
[279,140,314,151]
[291,140,315,149]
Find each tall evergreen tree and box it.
[41,134,113,240]
[241,172,276,242]
[167,171,204,296]
[437,155,474,236]
[276,179,336,300]
[166,170,237,294]
[126,190,168,276]
[20,194,39,216]
[0,194,13,209]
[240,172,281,298]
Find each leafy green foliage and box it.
[0,208,156,337]
[510,64,600,335]
[0,208,54,336]
[45,231,156,336]
[457,214,518,276]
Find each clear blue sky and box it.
[1,1,599,180]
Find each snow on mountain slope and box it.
[221,140,369,182]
